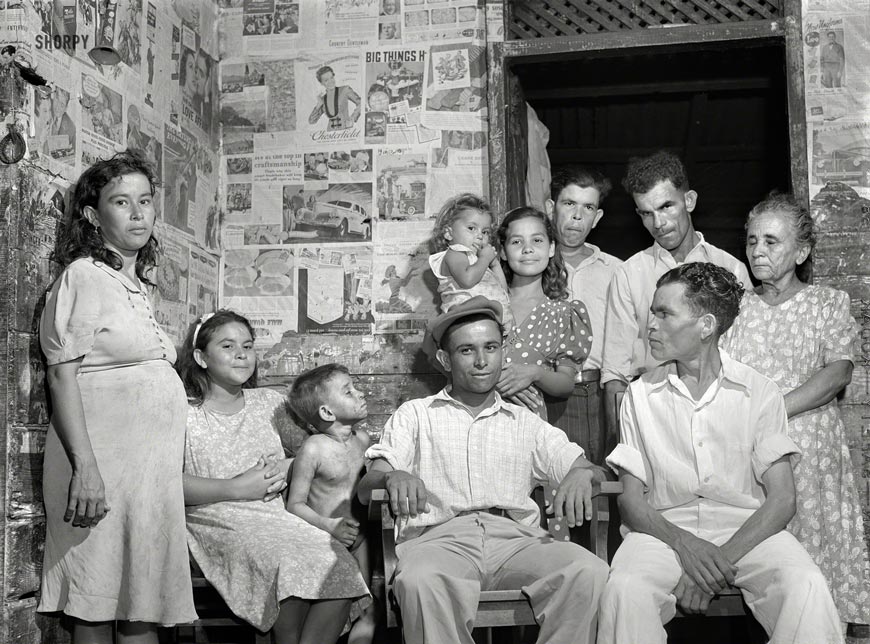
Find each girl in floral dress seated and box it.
[495,206,593,419]
[177,310,370,644]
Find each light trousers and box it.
[394,512,609,644]
[598,529,843,644]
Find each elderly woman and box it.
[722,193,870,628]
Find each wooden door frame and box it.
[486,4,808,216]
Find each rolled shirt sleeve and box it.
[530,415,586,485]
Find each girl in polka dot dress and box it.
[496,206,593,419]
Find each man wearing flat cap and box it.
[359,296,609,644]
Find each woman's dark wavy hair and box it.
[176,309,259,406]
[54,149,160,285]
[746,192,815,283]
[497,206,568,300]
[656,262,745,336]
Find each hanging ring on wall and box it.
[0,123,26,164]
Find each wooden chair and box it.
[368,480,623,641]
[174,562,270,644]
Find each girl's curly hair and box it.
[497,206,568,301]
[429,193,492,253]
[54,149,160,285]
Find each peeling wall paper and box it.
[215,0,490,373]
[6,2,223,350]
[804,2,870,200]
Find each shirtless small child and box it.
[287,363,376,644]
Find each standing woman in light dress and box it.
[38,150,196,643]
[722,193,870,631]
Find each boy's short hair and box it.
[549,166,612,203]
[622,150,689,195]
[288,363,349,430]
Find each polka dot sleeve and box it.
[551,300,593,372]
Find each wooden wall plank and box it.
[843,363,869,405]
[4,598,68,644]
[840,404,870,457]
[4,519,45,600]
[6,428,46,520]
[814,231,870,276]
[502,19,782,62]
[825,275,870,313]
[487,41,508,216]
[782,0,808,205]
[810,184,870,231]
[14,333,49,427]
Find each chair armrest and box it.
[367,489,400,628]
[589,481,623,562]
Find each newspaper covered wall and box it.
[1,1,223,347]
[217,0,490,376]
[803,0,870,199]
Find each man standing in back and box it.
[601,150,751,446]
[545,166,622,463]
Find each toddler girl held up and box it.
[428,193,514,331]
[177,311,370,644]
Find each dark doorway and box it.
[513,42,792,263]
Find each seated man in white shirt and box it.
[599,262,842,644]
[602,151,752,448]
[545,166,622,463]
[358,296,609,644]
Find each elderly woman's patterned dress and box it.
[722,285,870,623]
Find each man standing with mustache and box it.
[358,296,609,644]
[601,151,751,449]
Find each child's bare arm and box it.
[287,439,360,547]
[443,247,492,289]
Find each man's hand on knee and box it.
[674,533,736,595]
[673,573,714,614]
[384,470,429,517]
[552,467,594,527]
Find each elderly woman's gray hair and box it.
[746,192,815,282]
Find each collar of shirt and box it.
[648,350,753,404]
[89,258,144,293]
[563,242,614,272]
[650,231,711,266]
[430,386,518,421]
